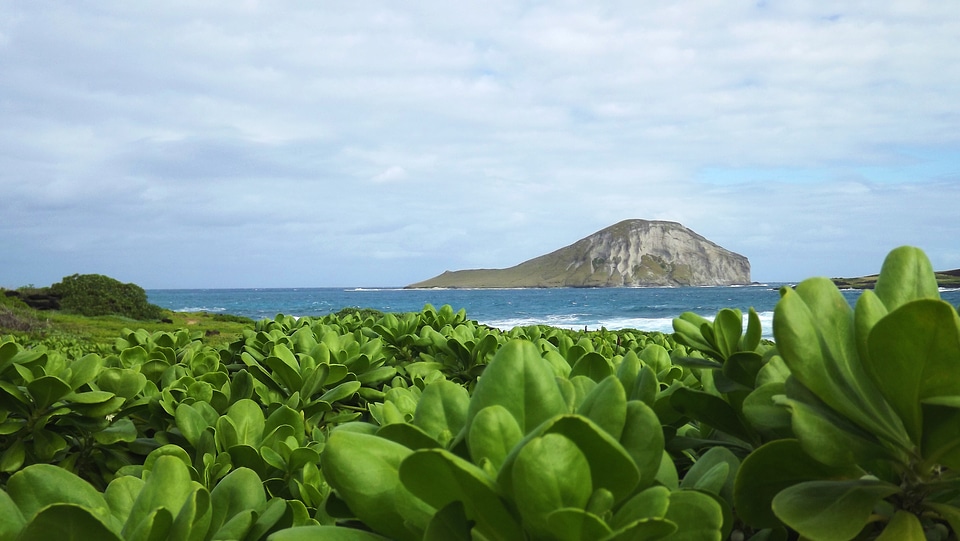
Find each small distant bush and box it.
[50,273,164,320]
[334,307,385,320]
[212,313,256,325]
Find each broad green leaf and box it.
[0,489,26,539]
[498,415,640,504]
[722,352,763,389]
[358,366,398,385]
[207,467,265,537]
[713,308,743,359]
[67,354,103,391]
[321,429,434,541]
[665,490,724,541]
[412,380,470,446]
[680,446,739,503]
[97,368,147,399]
[611,485,670,530]
[266,344,302,388]
[632,364,659,407]
[142,444,193,474]
[244,497,289,541]
[568,376,598,411]
[377,423,442,450]
[266,525,391,540]
[606,518,678,541]
[8,464,113,527]
[169,486,211,541]
[287,447,320,472]
[26,375,71,410]
[319,380,362,404]
[221,398,265,448]
[772,480,900,541]
[212,510,255,540]
[921,400,960,469]
[673,314,719,358]
[780,388,892,467]
[922,502,960,538]
[464,340,567,435]
[400,448,524,541]
[423,501,473,541]
[512,434,592,538]
[570,352,614,382]
[741,382,791,439]
[617,350,642,393]
[33,429,68,461]
[866,299,960,445]
[264,404,305,440]
[545,508,612,541]
[104,476,144,530]
[619,400,663,489]
[1,439,25,472]
[638,344,672,374]
[669,387,756,444]
[577,375,627,440]
[467,405,524,471]
[774,282,909,450]
[176,403,212,448]
[875,510,924,541]
[741,307,762,352]
[853,290,887,366]
[119,346,149,368]
[227,444,264,474]
[734,439,853,529]
[16,503,121,541]
[126,508,173,541]
[655,450,679,490]
[874,246,940,312]
[755,355,790,387]
[123,456,198,539]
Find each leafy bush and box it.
[3,248,960,540]
[50,274,164,320]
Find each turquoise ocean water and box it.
[148,285,960,339]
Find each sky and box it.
[2,1,959,289]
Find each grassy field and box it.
[0,292,253,348]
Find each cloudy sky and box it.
[2,1,958,288]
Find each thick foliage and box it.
[0,248,958,541]
[51,274,164,320]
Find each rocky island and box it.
[407,219,751,288]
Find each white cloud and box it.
[0,1,958,288]
[372,165,408,183]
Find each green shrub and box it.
[50,274,164,320]
[211,313,256,324]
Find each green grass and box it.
[0,300,255,349]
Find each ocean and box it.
[148,285,960,339]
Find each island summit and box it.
[407,219,751,288]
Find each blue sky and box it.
[2,1,959,288]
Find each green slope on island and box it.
[832,267,960,289]
[407,219,751,288]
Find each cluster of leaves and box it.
[0,247,959,540]
[50,274,165,320]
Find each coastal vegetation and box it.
[0,247,958,540]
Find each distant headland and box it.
[406,219,751,288]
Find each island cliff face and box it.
[407,219,751,288]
